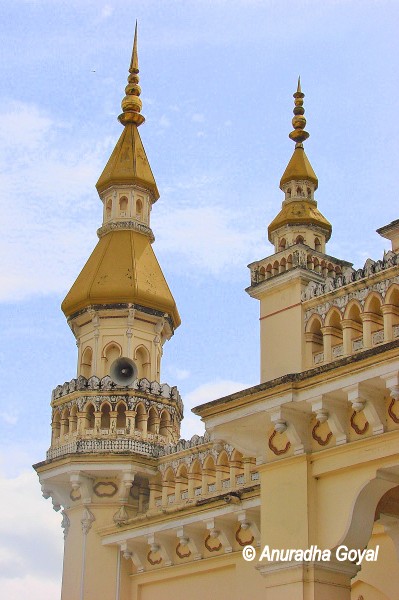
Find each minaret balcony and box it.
[49,374,183,460]
[248,243,349,289]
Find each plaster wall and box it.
[260,277,304,381]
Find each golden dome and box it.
[61,229,180,327]
[268,201,332,242]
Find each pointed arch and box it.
[85,403,95,430]
[147,406,159,434]
[100,402,111,429]
[116,402,126,429]
[103,342,122,374]
[134,345,150,379]
[81,347,93,379]
[159,410,170,438]
[135,402,146,431]
[305,314,324,366]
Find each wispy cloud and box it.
[154,204,263,278]
[180,379,251,439]
[0,470,62,600]
[0,101,107,302]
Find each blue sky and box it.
[1,0,399,597]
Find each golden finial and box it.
[288,76,309,147]
[118,21,145,127]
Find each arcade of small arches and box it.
[80,341,153,380]
[153,448,259,509]
[51,399,177,445]
[305,285,399,367]
[254,246,341,284]
[103,190,149,224]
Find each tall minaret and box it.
[62,22,180,384]
[247,80,349,382]
[35,27,183,600]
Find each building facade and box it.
[34,29,399,600]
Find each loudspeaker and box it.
[110,357,138,386]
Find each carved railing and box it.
[302,251,398,301]
[46,438,162,460]
[52,375,183,415]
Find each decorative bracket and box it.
[344,384,386,435]
[269,407,310,454]
[310,395,348,445]
[70,472,93,504]
[176,527,203,560]
[148,533,174,567]
[204,518,234,553]
[237,510,261,546]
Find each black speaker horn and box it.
[110,357,138,386]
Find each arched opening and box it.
[296,235,304,245]
[176,464,188,501]
[135,403,146,432]
[159,410,170,439]
[147,407,158,434]
[52,411,61,440]
[119,195,128,217]
[287,188,291,198]
[266,264,272,279]
[81,347,93,379]
[384,285,399,341]
[273,260,279,276]
[136,198,143,220]
[100,403,110,429]
[305,315,324,366]
[363,294,384,348]
[279,238,287,251]
[259,266,266,282]
[116,402,126,429]
[280,257,287,273]
[343,301,363,354]
[190,459,203,498]
[70,405,78,433]
[314,237,321,252]
[134,345,150,379]
[164,467,176,505]
[230,449,244,487]
[85,403,95,430]
[324,308,343,360]
[103,343,121,375]
[61,408,70,437]
[203,455,216,493]
[217,450,230,490]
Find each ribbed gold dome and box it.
[61,230,180,327]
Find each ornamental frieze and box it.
[304,274,399,324]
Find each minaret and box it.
[268,77,331,252]
[35,27,183,600]
[62,22,180,384]
[247,80,348,382]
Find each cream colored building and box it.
[34,28,399,600]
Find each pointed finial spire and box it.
[118,21,145,127]
[288,76,309,147]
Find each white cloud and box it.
[0,101,107,302]
[158,115,170,128]
[0,470,63,600]
[154,204,263,278]
[180,379,250,439]
[100,4,114,19]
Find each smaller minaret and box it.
[247,80,348,382]
[268,77,331,253]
